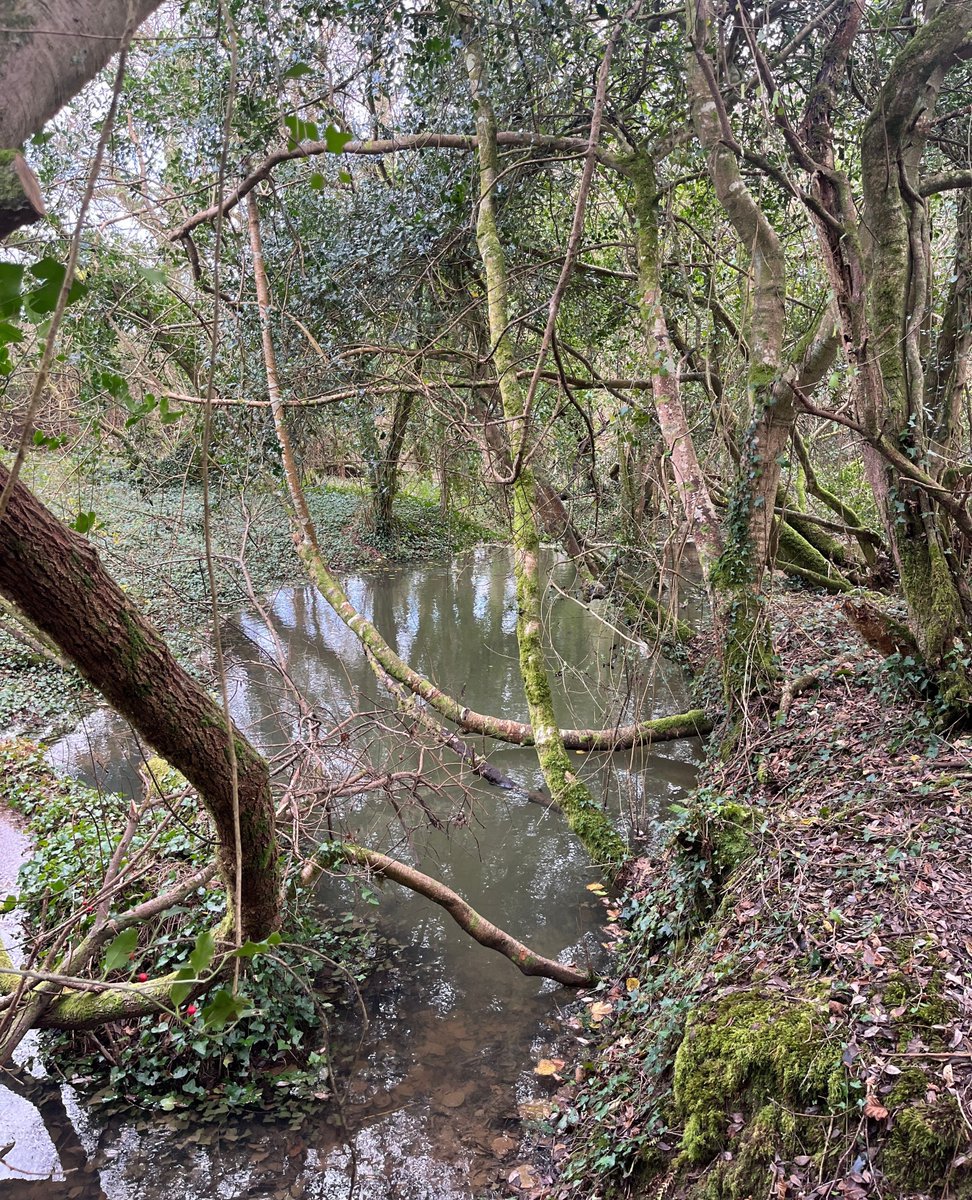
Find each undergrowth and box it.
[532,598,972,1200]
[0,740,381,1122]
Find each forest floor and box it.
[507,590,972,1200]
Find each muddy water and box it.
[1,549,699,1198]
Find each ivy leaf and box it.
[0,320,23,345]
[103,927,139,974]
[201,987,250,1031]
[71,511,100,535]
[284,113,318,149]
[0,263,24,319]
[158,396,184,425]
[33,429,67,449]
[25,257,87,317]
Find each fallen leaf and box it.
[586,882,607,895]
[588,1001,613,1023]
[508,1164,539,1189]
[863,1098,889,1120]
[626,977,640,992]
[534,1058,565,1077]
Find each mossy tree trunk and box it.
[460,9,626,866]
[793,0,972,714]
[627,150,725,625]
[367,389,415,538]
[857,3,972,712]
[683,7,792,707]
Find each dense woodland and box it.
[0,1,971,1197]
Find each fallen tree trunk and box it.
[307,843,593,987]
[365,650,554,807]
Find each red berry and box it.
[186,1004,198,1016]
[137,973,148,982]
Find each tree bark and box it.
[460,9,628,865]
[0,466,281,942]
[0,1,163,148]
[857,0,972,710]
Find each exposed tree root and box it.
[840,597,919,659]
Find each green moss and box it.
[775,522,853,594]
[673,991,841,1166]
[692,1104,796,1200]
[883,1098,965,1192]
[707,801,754,883]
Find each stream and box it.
[0,548,699,1198]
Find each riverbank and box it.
[516,592,972,1200]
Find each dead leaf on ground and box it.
[508,1163,539,1189]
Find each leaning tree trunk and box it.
[246,192,708,763]
[796,0,972,713]
[685,0,789,708]
[0,466,281,942]
[459,10,626,865]
[0,0,164,238]
[857,1,972,711]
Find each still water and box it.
[0,549,699,1198]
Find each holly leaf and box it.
[188,927,215,976]
[232,932,282,959]
[103,927,139,974]
[169,966,196,1007]
[324,125,353,153]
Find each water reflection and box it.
[5,549,699,1197]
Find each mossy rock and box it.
[673,990,842,1169]
[881,1067,969,1194]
